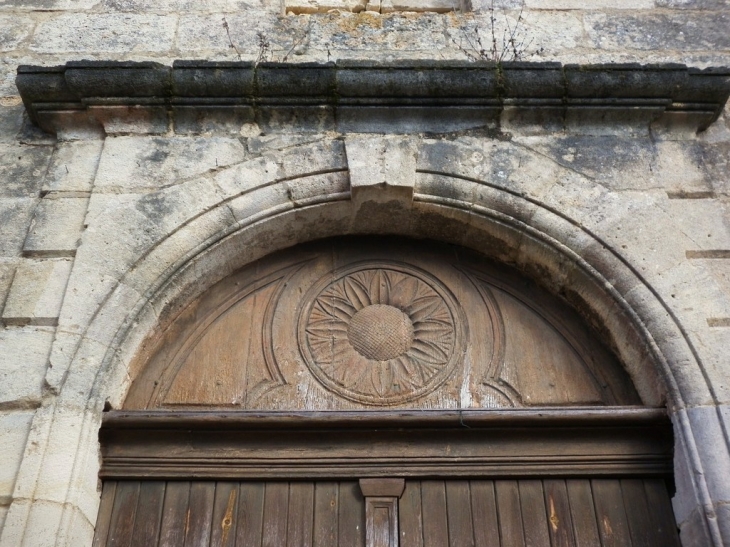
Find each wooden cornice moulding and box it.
[16,61,730,136]
[99,408,674,480]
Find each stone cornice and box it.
[16,60,730,136]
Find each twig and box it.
[222,17,242,61]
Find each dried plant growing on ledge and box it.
[453,0,539,63]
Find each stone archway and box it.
[3,135,724,546]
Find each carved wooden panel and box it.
[125,238,640,410]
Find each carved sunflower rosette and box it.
[298,263,465,405]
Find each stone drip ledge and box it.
[16,60,730,137]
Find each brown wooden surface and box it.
[100,409,673,480]
[124,237,640,411]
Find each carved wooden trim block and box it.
[359,479,406,547]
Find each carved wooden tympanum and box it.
[101,238,680,547]
[125,237,640,410]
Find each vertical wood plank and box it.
[130,481,166,546]
[209,482,239,547]
[565,480,600,547]
[338,481,365,547]
[287,482,314,547]
[236,482,266,547]
[446,481,475,547]
[108,481,140,547]
[399,481,424,547]
[184,482,216,547]
[542,480,576,547]
[621,479,654,547]
[366,497,399,547]
[313,482,338,547]
[263,482,289,547]
[643,479,681,546]
[421,481,449,547]
[591,479,633,547]
[519,480,551,547]
[158,481,191,547]
[495,480,525,547]
[92,481,118,547]
[470,481,500,547]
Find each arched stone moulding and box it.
[5,138,726,546]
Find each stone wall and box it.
[0,1,729,546]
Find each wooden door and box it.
[96,238,679,546]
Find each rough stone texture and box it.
[41,141,103,195]
[2,259,72,326]
[23,197,87,256]
[0,327,53,406]
[0,411,33,500]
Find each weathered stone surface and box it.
[0,326,53,405]
[0,144,52,198]
[23,197,87,256]
[30,13,177,54]
[104,0,267,10]
[0,411,33,499]
[0,0,99,8]
[655,0,729,8]
[0,260,14,313]
[0,105,23,144]
[2,258,72,326]
[585,12,730,51]
[345,135,416,205]
[0,16,33,52]
[0,198,37,257]
[94,136,246,191]
[41,141,102,195]
[527,0,653,7]
[666,199,730,250]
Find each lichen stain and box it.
[324,11,383,32]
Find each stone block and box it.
[656,0,728,8]
[584,12,730,51]
[700,141,730,197]
[0,15,33,52]
[0,104,23,144]
[23,197,87,257]
[526,0,653,7]
[176,12,307,58]
[41,141,103,195]
[0,411,34,499]
[0,506,6,537]
[247,134,326,155]
[284,171,349,206]
[381,0,459,12]
[309,11,448,53]
[103,0,263,9]
[0,260,14,313]
[95,136,246,192]
[172,106,255,135]
[666,199,730,251]
[0,0,100,8]
[345,135,416,205]
[0,199,37,258]
[88,106,169,136]
[0,144,53,198]
[30,13,177,54]
[287,0,366,13]
[2,259,72,327]
[0,326,53,406]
